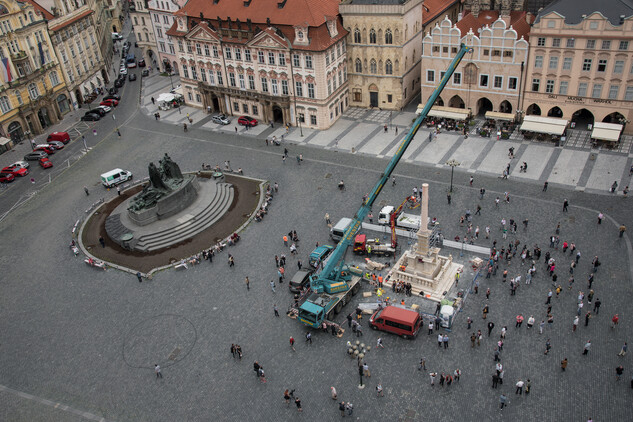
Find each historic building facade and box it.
[168,0,348,130]
[0,0,68,142]
[420,12,530,115]
[130,0,156,67]
[522,0,633,132]
[148,0,187,74]
[340,0,423,110]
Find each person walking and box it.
[295,397,302,412]
[99,236,106,248]
[289,336,295,351]
[245,276,250,290]
[572,316,579,332]
[612,314,620,329]
[544,339,552,355]
[500,393,508,410]
[585,312,592,326]
[618,342,628,357]
[515,380,524,394]
[270,280,276,293]
[274,304,280,317]
[339,401,346,416]
[363,362,371,377]
[305,332,312,344]
[284,389,291,406]
[136,272,142,283]
[330,386,338,400]
[376,383,384,397]
[154,364,162,378]
[561,358,568,371]
[488,321,495,336]
[593,298,601,314]
[616,366,624,381]
[563,199,569,212]
[583,340,592,355]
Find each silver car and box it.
[47,140,65,150]
[11,160,29,169]
[24,151,48,161]
[212,114,231,125]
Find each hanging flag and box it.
[38,42,45,66]
[0,57,12,83]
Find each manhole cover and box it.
[122,314,197,369]
[568,216,575,223]
[325,173,332,179]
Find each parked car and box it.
[101,168,133,187]
[81,113,101,121]
[128,73,137,81]
[0,172,15,183]
[103,94,121,101]
[87,108,106,117]
[24,151,48,161]
[97,105,112,113]
[212,114,231,125]
[141,69,149,77]
[33,144,56,154]
[1,164,29,177]
[39,157,53,168]
[170,84,181,94]
[100,99,119,107]
[138,59,146,67]
[114,78,125,88]
[47,131,70,144]
[289,268,314,293]
[238,116,258,126]
[119,67,128,75]
[108,87,118,95]
[111,32,123,41]
[46,140,65,150]
[11,161,29,170]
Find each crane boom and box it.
[300,44,470,325]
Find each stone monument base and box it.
[128,175,199,226]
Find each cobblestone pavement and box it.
[1,73,633,421]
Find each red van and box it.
[47,131,70,144]
[369,306,422,339]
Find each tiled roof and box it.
[176,0,340,28]
[456,10,531,40]
[422,0,459,25]
[24,0,55,20]
[534,0,633,25]
[49,9,93,31]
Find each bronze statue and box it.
[128,154,186,212]
[148,162,168,190]
[160,153,183,180]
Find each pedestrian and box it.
[612,314,620,329]
[437,333,443,348]
[284,389,291,406]
[487,321,495,336]
[482,304,489,319]
[377,337,384,348]
[346,402,354,416]
[515,380,524,394]
[469,176,474,186]
[572,316,579,332]
[136,272,142,283]
[330,386,338,400]
[563,199,569,212]
[583,340,591,355]
[561,358,568,371]
[593,298,601,314]
[443,334,449,349]
[467,316,472,330]
[618,342,628,357]
[306,331,312,344]
[544,339,551,355]
[273,304,280,317]
[339,401,346,416]
[363,362,370,377]
[525,379,531,394]
[585,312,591,326]
[295,397,302,412]
[620,225,627,238]
[500,393,507,410]
[99,236,106,248]
[228,254,235,267]
[231,344,236,358]
[430,372,437,386]
[235,345,242,359]
[418,358,426,371]
[270,279,276,293]
[539,320,545,334]
[492,374,499,388]
[376,383,384,397]
[597,212,604,224]
[289,336,295,351]
[153,364,163,378]
[84,186,90,196]
[245,276,250,290]
[616,366,624,381]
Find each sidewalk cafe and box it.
[519,115,569,144]
[590,122,623,148]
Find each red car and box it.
[39,157,53,168]
[238,116,258,127]
[100,99,119,107]
[0,172,16,183]
[1,164,29,177]
[34,144,56,154]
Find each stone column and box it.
[415,183,431,256]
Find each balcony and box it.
[11,50,28,61]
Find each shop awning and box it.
[417,105,471,120]
[485,111,515,121]
[0,137,12,146]
[520,116,568,136]
[591,122,622,142]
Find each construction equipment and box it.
[296,44,471,328]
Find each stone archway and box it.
[368,83,379,108]
[75,89,83,106]
[571,108,595,129]
[37,107,51,129]
[434,96,444,106]
[526,103,541,116]
[272,105,284,123]
[499,100,512,114]
[7,121,23,142]
[547,106,563,118]
[449,95,465,109]
[477,97,493,115]
[602,111,625,124]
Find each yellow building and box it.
[0,0,68,143]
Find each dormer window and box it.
[177,17,186,31]
[298,31,304,40]
[294,26,308,45]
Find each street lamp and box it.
[168,72,174,89]
[445,159,461,194]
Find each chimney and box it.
[243,0,252,6]
[620,15,625,25]
[278,0,288,8]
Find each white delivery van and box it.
[330,217,353,243]
[101,168,132,187]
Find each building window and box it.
[545,79,555,93]
[271,79,278,95]
[608,85,619,99]
[204,45,210,56]
[208,70,215,85]
[293,54,300,67]
[196,94,201,102]
[385,60,393,75]
[305,55,312,69]
[494,76,503,88]
[49,71,60,86]
[369,29,376,44]
[217,71,223,85]
[233,102,239,112]
[278,53,285,65]
[625,86,633,101]
[213,46,219,58]
[482,49,489,56]
[549,56,558,69]
[225,47,232,59]
[354,29,361,43]
[427,70,435,82]
[261,78,268,92]
[229,72,236,87]
[480,74,488,87]
[619,41,629,50]
[295,81,303,97]
[614,60,624,74]
[252,105,258,115]
[15,90,22,105]
[562,57,572,70]
[28,83,39,100]
[559,81,568,95]
[243,104,248,113]
[186,42,193,53]
[508,77,517,90]
[597,59,607,72]
[566,39,575,48]
[196,43,201,54]
[201,69,207,82]
[182,65,189,78]
[453,72,461,85]
[537,37,545,47]
[355,59,362,73]
[325,53,330,66]
[577,82,588,97]
[552,38,561,47]
[244,49,251,61]
[601,40,611,50]
[191,66,198,80]
[248,75,255,90]
[238,74,245,89]
[0,96,11,113]
[582,59,592,71]
[268,52,275,65]
[385,29,392,44]
[531,78,540,92]
[370,59,377,74]
[235,48,241,60]
[307,83,315,98]
[327,79,332,95]
[353,91,361,102]
[534,56,543,68]
[503,51,513,57]
[258,51,265,64]
[310,115,317,125]
[586,39,595,49]
[282,80,288,95]
[591,84,602,98]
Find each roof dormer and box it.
[326,15,338,38]
[177,16,187,32]
[294,23,309,45]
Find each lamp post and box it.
[168,72,174,89]
[445,159,461,194]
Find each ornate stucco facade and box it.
[0,0,68,142]
[340,0,423,110]
[148,0,186,74]
[130,0,156,67]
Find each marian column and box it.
[415,183,432,256]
